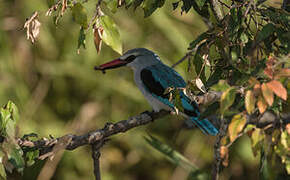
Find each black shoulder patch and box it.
[140,69,168,98]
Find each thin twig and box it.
[171,52,193,68]
[212,117,228,180]
[92,140,104,180]
[217,0,230,9]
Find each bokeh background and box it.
[2,0,284,179]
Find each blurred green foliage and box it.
[0,0,289,179]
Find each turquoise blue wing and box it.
[140,63,218,135]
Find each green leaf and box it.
[8,146,25,173]
[77,27,86,52]
[0,101,19,138]
[189,32,209,50]
[0,163,6,180]
[195,0,206,10]
[100,15,122,54]
[103,0,118,13]
[240,32,248,44]
[145,135,207,179]
[169,89,183,114]
[250,128,265,156]
[0,151,6,180]
[26,150,39,167]
[193,54,206,82]
[228,113,247,142]
[72,3,88,28]
[220,87,236,115]
[142,0,165,17]
[256,23,276,43]
[274,130,290,174]
[211,80,230,92]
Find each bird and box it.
[95,48,218,135]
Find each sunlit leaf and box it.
[195,78,206,93]
[211,80,230,92]
[245,90,256,114]
[250,128,265,156]
[0,153,6,180]
[261,83,274,106]
[72,3,88,28]
[276,68,290,78]
[267,80,287,100]
[228,113,247,142]
[240,32,248,44]
[257,95,268,113]
[0,101,19,138]
[220,87,236,115]
[100,15,122,54]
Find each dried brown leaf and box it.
[267,80,287,100]
[253,83,261,96]
[220,146,229,167]
[257,95,267,113]
[286,124,290,135]
[266,56,276,67]
[264,67,274,79]
[275,68,290,78]
[23,12,41,43]
[249,77,260,86]
[261,83,274,106]
[93,25,103,54]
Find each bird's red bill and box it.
[95,58,127,73]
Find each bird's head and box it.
[95,48,161,73]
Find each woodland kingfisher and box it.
[95,48,218,135]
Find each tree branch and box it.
[92,140,104,180]
[17,91,289,179]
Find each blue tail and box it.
[190,117,219,136]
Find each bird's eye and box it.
[125,55,136,62]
